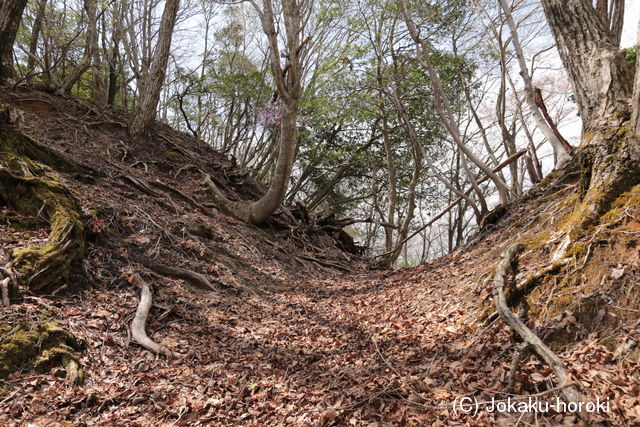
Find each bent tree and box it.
[0,0,28,83]
[540,0,640,240]
[204,0,308,224]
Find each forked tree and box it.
[204,0,308,224]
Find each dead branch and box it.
[492,243,580,406]
[129,273,177,357]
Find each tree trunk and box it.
[128,0,180,139]
[540,0,633,131]
[106,38,120,105]
[632,20,640,136]
[204,0,307,224]
[27,0,48,74]
[59,0,98,94]
[540,0,640,253]
[498,0,572,168]
[0,0,28,83]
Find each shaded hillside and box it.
[0,89,638,425]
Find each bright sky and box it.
[622,0,640,48]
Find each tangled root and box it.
[0,307,83,386]
[0,124,85,292]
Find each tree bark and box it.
[27,0,48,74]
[498,0,572,169]
[0,0,28,83]
[59,0,98,94]
[540,0,640,255]
[540,0,633,131]
[128,0,180,139]
[632,19,640,136]
[204,0,306,224]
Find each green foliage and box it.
[624,46,637,70]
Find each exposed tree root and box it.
[149,179,214,216]
[145,262,228,291]
[1,309,83,384]
[516,257,572,293]
[119,174,215,217]
[1,277,10,308]
[129,273,178,358]
[294,254,353,272]
[0,125,85,292]
[492,243,580,406]
[118,174,160,197]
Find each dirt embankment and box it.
[0,88,638,425]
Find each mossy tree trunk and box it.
[0,120,85,292]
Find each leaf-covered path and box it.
[1,90,638,426]
[5,251,638,425]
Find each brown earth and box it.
[0,88,638,426]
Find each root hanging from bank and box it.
[129,273,178,358]
[492,243,581,406]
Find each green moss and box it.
[0,126,82,174]
[0,311,82,384]
[0,126,85,292]
[599,184,640,225]
[166,150,182,161]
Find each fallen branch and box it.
[492,243,580,405]
[129,273,178,357]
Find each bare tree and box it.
[204,0,309,224]
[129,0,180,139]
[0,0,28,83]
[59,0,98,94]
[495,0,572,169]
[398,0,512,205]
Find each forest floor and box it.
[0,89,638,426]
